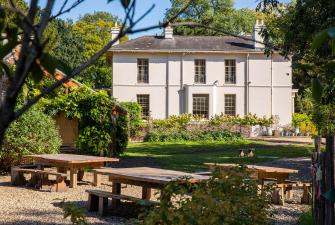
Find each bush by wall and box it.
[0,109,62,171]
[143,114,273,142]
[42,87,129,156]
[144,130,244,142]
[292,113,317,135]
[139,166,272,225]
[119,101,143,137]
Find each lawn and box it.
[123,141,313,172]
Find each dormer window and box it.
[194,59,206,84]
[137,58,149,83]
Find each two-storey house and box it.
[108,20,295,125]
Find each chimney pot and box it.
[111,22,120,46]
[253,19,265,49]
[164,25,173,39]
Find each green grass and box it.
[123,141,313,172]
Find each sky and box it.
[35,0,278,38]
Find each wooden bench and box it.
[86,189,159,216]
[11,166,68,192]
[272,181,312,205]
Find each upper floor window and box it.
[137,94,150,119]
[194,59,206,84]
[137,58,149,83]
[193,94,209,119]
[224,94,236,116]
[225,59,236,84]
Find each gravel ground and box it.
[0,157,311,225]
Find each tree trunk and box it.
[324,136,335,225]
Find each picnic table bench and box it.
[204,163,310,205]
[11,165,67,192]
[88,167,209,216]
[25,154,118,188]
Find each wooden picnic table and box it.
[26,154,118,188]
[205,163,299,184]
[92,167,209,208]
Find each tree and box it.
[71,12,128,87]
[0,0,190,147]
[166,0,256,36]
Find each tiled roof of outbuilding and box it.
[108,35,262,52]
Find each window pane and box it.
[224,94,236,116]
[193,94,209,118]
[137,94,150,119]
[194,59,206,84]
[137,58,149,83]
[225,59,236,84]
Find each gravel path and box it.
[0,157,311,225]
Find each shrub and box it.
[144,130,244,142]
[139,167,272,225]
[43,87,129,156]
[292,113,317,135]
[119,102,143,137]
[209,113,273,127]
[298,210,313,225]
[0,109,62,171]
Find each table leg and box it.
[111,182,121,209]
[93,173,101,186]
[70,169,78,188]
[78,169,85,181]
[142,187,152,200]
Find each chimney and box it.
[111,22,120,46]
[253,19,265,49]
[164,25,173,39]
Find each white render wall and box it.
[112,51,293,125]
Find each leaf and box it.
[312,78,323,102]
[0,8,6,33]
[40,54,57,75]
[327,27,335,39]
[0,39,18,59]
[31,61,44,83]
[325,59,335,70]
[312,29,329,50]
[121,0,130,8]
[292,62,314,71]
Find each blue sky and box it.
[35,0,275,38]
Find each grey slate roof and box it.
[108,35,262,52]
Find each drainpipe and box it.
[166,55,169,118]
[270,54,273,117]
[180,53,184,114]
[246,53,250,114]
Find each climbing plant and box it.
[42,87,128,156]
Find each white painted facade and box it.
[110,23,294,126]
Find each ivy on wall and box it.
[41,87,128,156]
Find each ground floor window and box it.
[192,94,209,118]
[224,94,236,116]
[137,94,150,119]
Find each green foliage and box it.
[298,210,313,225]
[0,109,61,171]
[119,102,143,137]
[209,113,273,127]
[292,113,317,136]
[50,19,86,71]
[145,130,244,143]
[57,198,88,225]
[145,114,272,142]
[42,87,128,156]
[166,0,256,36]
[139,167,272,225]
[71,12,127,87]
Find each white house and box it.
[108,20,295,125]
